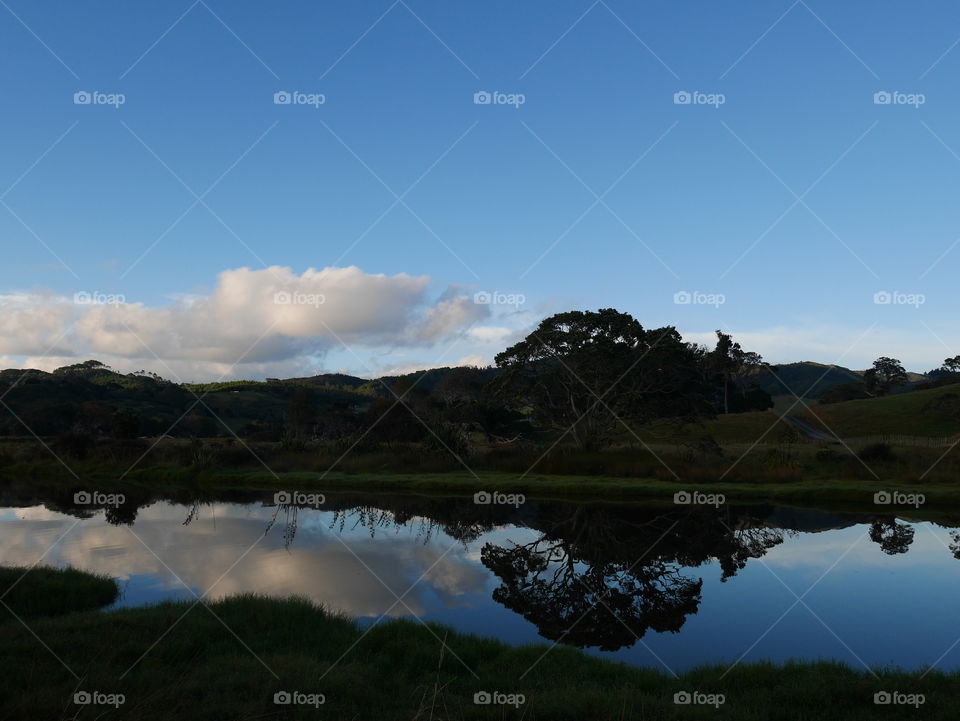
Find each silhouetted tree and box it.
[493,309,709,450]
[864,357,907,396]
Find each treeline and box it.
[4,308,957,454]
[0,309,780,453]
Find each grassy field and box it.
[639,384,960,443]
[640,410,794,444]
[795,385,960,439]
[0,568,952,720]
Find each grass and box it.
[639,410,795,444]
[3,380,960,506]
[641,384,960,443]
[1,586,956,719]
[8,443,960,508]
[796,385,960,439]
[0,565,118,619]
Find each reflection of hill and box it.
[759,506,855,532]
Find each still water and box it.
[2,488,959,673]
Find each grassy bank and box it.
[0,565,118,619]
[122,469,960,508]
[0,571,952,720]
[6,459,960,510]
[4,430,960,505]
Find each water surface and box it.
[2,488,959,673]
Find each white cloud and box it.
[0,266,489,381]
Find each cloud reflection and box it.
[0,503,489,618]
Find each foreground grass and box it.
[1,587,954,720]
[0,565,118,619]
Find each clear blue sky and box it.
[2,0,959,378]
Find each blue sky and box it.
[2,0,960,379]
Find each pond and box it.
[1,487,959,674]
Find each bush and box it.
[815,448,843,463]
[53,431,94,460]
[858,442,896,462]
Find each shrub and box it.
[858,442,896,462]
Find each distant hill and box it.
[750,362,865,400]
[0,361,493,439]
[3,358,952,444]
[287,373,369,389]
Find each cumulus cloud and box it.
[0,266,489,380]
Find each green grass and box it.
[0,590,954,720]
[640,385,960,444]
[663,410,793,444]
[796,385,960,439]
[0,565,118,620]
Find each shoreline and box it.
[2,464,955,510]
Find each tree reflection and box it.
[869,519,915,555]
[482,535,701,651]
[480,506,785,651]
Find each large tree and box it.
[706,330,768,414]
[864,357,908,396]
[942,356,960,374]
[492,309,709,449]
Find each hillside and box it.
[796,383,960,439]
[681,382,960,445]
[750,362,864,400]
[0,361,487,439]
